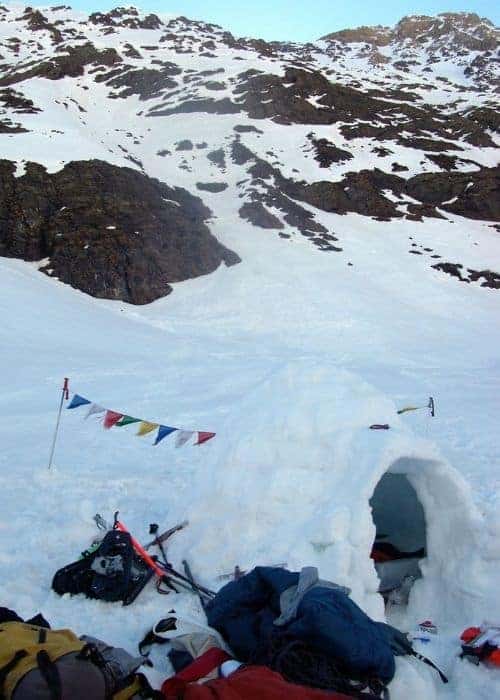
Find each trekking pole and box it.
[183,559,209,609]
[48,377,69,470]
[115,520,166,579]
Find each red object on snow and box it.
[196,431,216,445]
[489,649,500,667]
[162,665,353,699]
[460,627,481,643]
[103,410,124,429]
[161,648,232,695]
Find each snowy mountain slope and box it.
[0,5,499,700]
[0,4,499,302]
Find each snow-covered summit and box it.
[321,12,499,91]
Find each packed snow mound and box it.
[176,359,494,625]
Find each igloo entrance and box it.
[370,472,427,608]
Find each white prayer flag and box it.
[85,403,105,419]
[175,430,194,448]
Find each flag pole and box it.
[48,378,69,470]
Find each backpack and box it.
[52,529,153,605]
[0,621,154,699]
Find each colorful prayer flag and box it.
[86,403,105,419]
[154,425,178,445]
[196,431,216,445]
[116,415,140,427]
[67,394,91,409]
[175,430,194,448]
[137,421,158,437]
[68,392,214,448]
[103,410,124,429]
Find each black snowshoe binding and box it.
[52,529,153,605]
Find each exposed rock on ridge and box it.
[0,159,240,304]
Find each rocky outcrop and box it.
[97,63,181,99]
[432,262,500,288]
[321,25,391,45]
[196,182,228,192]
[0,88,41,113]
[394,13,498,51]
[308,134,353,167]
[405,167,500,221]
[322,13,499,91]
[89,7,163,30]
[0,159,240,304]
[0,43,122,86]
[20,7,63,44]
[323,12,498,52]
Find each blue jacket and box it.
[206,567,395,683]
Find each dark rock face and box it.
[176,140,193,151]
[207,149,226,169]
[0,118,28,133]
[20,7,63,44]
[405,167,500,221]
[230,140,331,245]
[0,159,240,304]
[234,124,263,134]
[150,97,240,117]
[96,63,181,99]
[196,182,228,192]
[89,8,163,30]
[288,169,404,220]
[432,262,500,288]
[0,43,122,86]
[239,202,284,229]
[308,135,353,167]
[0,87,41,113]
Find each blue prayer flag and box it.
[154,425,178,445]
[67,394,91,409]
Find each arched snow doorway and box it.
[370,472,427,612]
[365,456,482,625]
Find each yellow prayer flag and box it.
[137,421,159,436]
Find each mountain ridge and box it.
[0,4,498,302]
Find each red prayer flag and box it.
[196,431,216,445]
[103,410,124,429]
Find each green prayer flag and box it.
[116,415,141,427]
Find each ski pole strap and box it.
[0,649,28,689]
[36,649,62,700]
[412,651,448,683]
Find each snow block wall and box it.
[176,359,497,626]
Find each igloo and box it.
[180,360,493,628]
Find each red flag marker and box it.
[196,431,216,445]
[103,410,124,429]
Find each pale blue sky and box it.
[25,1,500,41]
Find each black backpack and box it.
[52,529,153,605]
